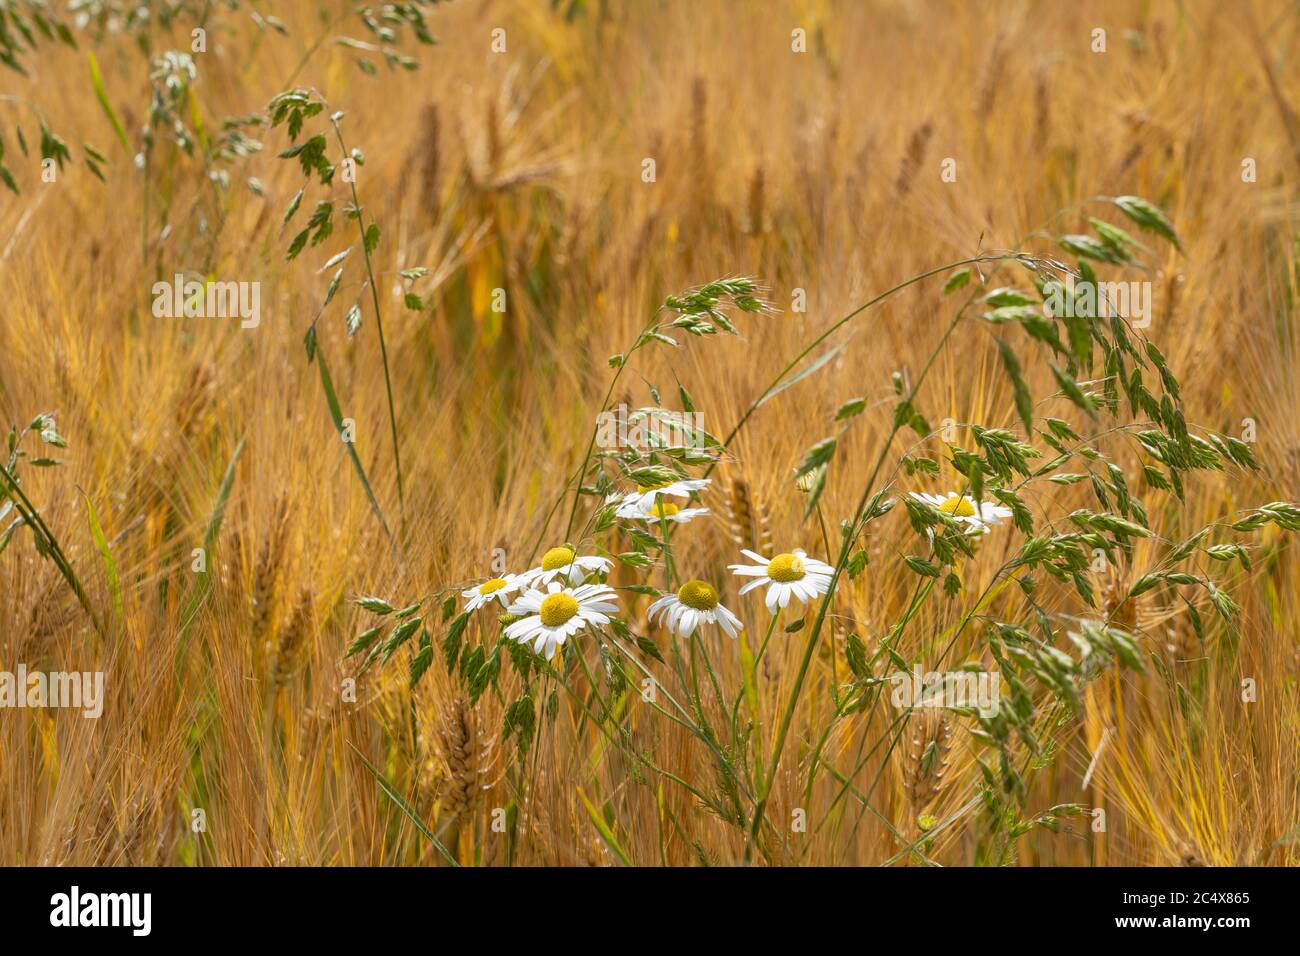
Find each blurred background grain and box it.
[1,0,1297,865]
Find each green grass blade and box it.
[754,343,845,409]
[85,494,123,622]
[349,742,458,866]
[175,438,245,667]
[306,327,398,554]
[576,786,634,866]
[87,52,131,154]
[0,464,104,639]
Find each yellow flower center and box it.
[539,592,579,627]
[937,496,977,517]
[479,578,508,595]
[677,580,719,610]
[636,481,669,493]
[541,546,577,571]
[767,552,805,582]
[652,502,680,519]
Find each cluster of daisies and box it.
[461,480,1011,661]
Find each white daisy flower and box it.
[615,498,710,524]
[504,580,618,661]
[909,492,1013,535]
[617,477,710,514]
[461,573,525,612]
[647,579,742,638]
[522,546,614,587]
[729,548,836,613]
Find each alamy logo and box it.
[0,665,103,718]
[1042,274,1151,328]
[50,886,151,936]
[595,403,706,450]
[890,666,1001,716]
[151,273,261,329]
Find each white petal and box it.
[765,583,781,612]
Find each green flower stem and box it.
[330,115,405,532]
[743,263,997,862]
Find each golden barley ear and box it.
[1162,268,1185,325]
[894,121,933,198]
[1033,68,1051,149]
[437,696,498,823]
[272,587,313,685]
[511,772,553,864]
[903,709,952,817]
[723,477,755,551]
[755,496,773,556]
[485,95,501,173]
[723,475,771,554]
[416,102,441,213]
[689,75,711,197]
[1099,563,1138,633]
[746,163,765,235]
[251,495,290,643]
[975,32,1006,118]
[1162,616,1200,665]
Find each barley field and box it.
[1,0,1298,868]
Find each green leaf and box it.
[576,786,634,866]
[1089,218,1146,258]
[347,625,384,655]
[1050,363,1097,417]
[996,339,1033,436]
[835,396,867,420]
[88,52,131,154]
[796,436,837,477]
[943,269,971,294]
[283,187,304,225]
[1058,234,1124,264]
[309,332,397,551]
[984,287,1036,307]
[755,344,844,408]
[904,555,942,578]
[409,635,434,687]
[85,495,123,621]
[1113,195,1181,250]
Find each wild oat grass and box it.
[2,0,1299,867]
